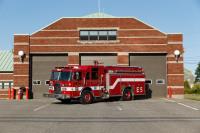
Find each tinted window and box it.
[99,31,108,40]
[74,72,82,80]
[92,68,98,80]
[33,80,41,85]
[156,79,165,84]
[86,72,90,80]
[51,72,72,81]
[80,30,117,41]
[108,31,117,40]
[145,79,152,84]
[80,31,89,40]
[0,81,13,89]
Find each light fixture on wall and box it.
[174,50,181,63]
[18,50,25,62]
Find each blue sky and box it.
[0,0,200,73]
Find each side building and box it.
[0,50,13,99]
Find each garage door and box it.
[80,53,117,66]
[31,55,68,99]
[130,53,167,97]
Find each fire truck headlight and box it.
[67,83,72,86]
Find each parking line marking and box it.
[161,98,199,111]
[33,104,50,112]
[177,103,199,111]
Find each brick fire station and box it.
[0,13,184,99]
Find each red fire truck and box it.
[49,62,149,104]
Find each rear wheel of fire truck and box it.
[122,88,133,101]
[80,90,93,104]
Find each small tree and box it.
[184,80,191,94]
[194,62,200,83]
[184,80,191,89]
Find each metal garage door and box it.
[129,53,167,97]
[31,55,68,99]
[80,53,117,66]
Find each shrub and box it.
[192,84,200,94]
[184,80,192,94]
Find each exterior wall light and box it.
[174,50,181,63]
[18,50,25,62]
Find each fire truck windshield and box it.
[51,71,72,81]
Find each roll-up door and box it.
[80,53,117,66]
[31,55,68,99]
[129,53,167,97]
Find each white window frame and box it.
[32,80,41,85]
[145,79,153,84]
[156,79,165,85]
[0,82,2,89]
[0,81,13,89]
[45,80,50,85]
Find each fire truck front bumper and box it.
[53,94,70,99]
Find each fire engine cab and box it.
[49,62,148,104]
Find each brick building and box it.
[0,50,13,99]
[1,13,184,99]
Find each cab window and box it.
[92,68,98,80]
[86,72,90,80]
[74,72,82,80]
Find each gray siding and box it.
[31,55,68,98]
[80,54,117,66]
[129,53,167,97]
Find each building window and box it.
[89,31,98,40]
[80,31,89,40]
[156,79,165,85]
[80,30,117,41]
[108,31,117,40]
[0,81,13,89]
[4,83,9,89]
[33,80,41,85]
[99,31,108,40]
[45,80,50,85]
[145,79,152,84]
[11,82,13,87]
[0,83,2,89]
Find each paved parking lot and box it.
[0,98,199,133]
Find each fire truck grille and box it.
[54,83,61,94]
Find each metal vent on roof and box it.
[81,12,116,18]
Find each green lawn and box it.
[184,94,200,101]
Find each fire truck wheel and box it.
[80,90,93,104]
[122,89,132,101]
